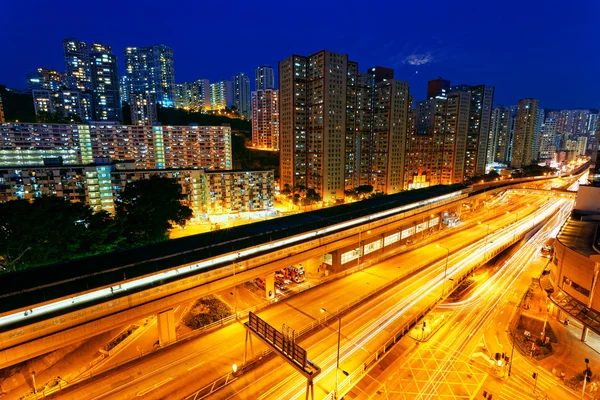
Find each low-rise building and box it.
[0,122,232,170]
[0,160,275,218]
[545,185,600,342]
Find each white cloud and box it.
[404,53,434,66]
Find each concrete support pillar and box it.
[265,274,275,300]
[581,326,589,343]
[157,309,176,347]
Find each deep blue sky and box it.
[3,0,599,109]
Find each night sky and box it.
[3,0,599,109]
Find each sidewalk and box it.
[512,280,600,396]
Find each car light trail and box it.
[0,190,465,329]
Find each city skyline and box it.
[2,1,599,109]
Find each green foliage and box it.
[345,185,374,200]
[121,102,132,125]
[156,105,251,131]
[36,111,82,124]
[0,86,36,122]
[183,295,233,329]
[231,133,279,178]
[465,169,501,184]
[303,188,322,205]
[0,196,107,271]
[116,175,193,244]
[0,176,193,272]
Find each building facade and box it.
[0,161,274,217]
[209,80,232,110]
[545,185,600,343]
[89,43,121,122]
[488,105,513,164]
[255,65,275,90]
[251,89,279,150]
[0,122,232,170]
[279,51,410,202]
[449,84,495,177]
[27,68,63,92]
[130,93,158,126]
[32,89,94,122]
[232,73,251,119]
[406,81,470,188]
[175,79,210,111]
[539,118,557,161]
[124,45,176,107]
[510,98,539,168]
[63,38,91,91]
[0,94,4,123]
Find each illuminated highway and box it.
[355,200,577,399]
[16,192,542,400]
[198,197,562,399]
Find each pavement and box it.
[0,192,555,400]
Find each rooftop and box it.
[557,214,600,257]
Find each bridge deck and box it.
[0,184,468,314]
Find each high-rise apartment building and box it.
[407,85,470,187]
[32,89,93,122]
[0,94,4,123]
[251,89,279,150]
[279,51,410,201]
[427,77,450,99]
[232,73,251,119]
[63,39,92,91]
[449,84,495,177]
[539,118,557,160]
[209,80,232,110]
[124,45,176,107]
[89,43,121,121]
[27,68,63,91]
[0,122,232,170]
[130,93,158,126]
[533,108,544,160]
[488,105,513,164]
[0,161,273,217]
[255,65,275,90]
[175,79,210,111]
[511,98,539,168]
[119,76,131,105]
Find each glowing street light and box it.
[321,308,348,398]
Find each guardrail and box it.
[183,202,545,400]
[33,195,550,400]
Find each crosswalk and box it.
[497,368,557,400]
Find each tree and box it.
[115,176,193,244]
[303,188,322,205]
[0,196,111,271]
[281,184,292,196]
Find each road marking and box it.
[136,377,172,397]
[187,361,205,371]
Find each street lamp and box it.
[583,358,591,399]
[321,308,349,398]
[357,229,370,269]
[230,263,244,318]
[436,244,450,299]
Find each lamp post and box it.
[436,244,450,299]
[357,229,370,269]
[321,308,348,398]
[31,371,36,394]
[582,358,590,399]
[231,263,244,318]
